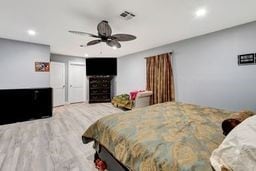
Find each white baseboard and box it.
[65,102,70,105]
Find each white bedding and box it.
[210,115,256,171]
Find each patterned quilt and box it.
[82,102,232,171]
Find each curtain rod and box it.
[144,52,173,59]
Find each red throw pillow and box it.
[130,91,138,100]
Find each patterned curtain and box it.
[146,53,175,104]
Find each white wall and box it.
[0,38,50,89]
[117,54,146,94]
[117,21,256,111]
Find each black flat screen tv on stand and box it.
[86,58,117,76]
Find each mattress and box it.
[82,102,232,171]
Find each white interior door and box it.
[68,63,85,103]
[50,62,65,107]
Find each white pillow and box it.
[210,115,256,171]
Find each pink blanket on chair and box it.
[130,90,145,100]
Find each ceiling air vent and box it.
[120,11,135,20]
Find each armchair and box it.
[133,91,153,108]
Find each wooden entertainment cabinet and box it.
[89,76,112,103]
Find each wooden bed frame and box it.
[93,142,216,171]
[93,142,129,171]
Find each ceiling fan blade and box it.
[97,20,112,37]
[111,34,136,41]
[87,40,102,46]
[69,30,99,38]
[107,40,121,48]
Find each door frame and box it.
[68,61,86,104]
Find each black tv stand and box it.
[0,88,52,125]
[89,76,112,103]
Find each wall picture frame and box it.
[238,53,255,65]
[35,62,50,72]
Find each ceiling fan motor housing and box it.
[97,20,112,37]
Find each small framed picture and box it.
[238,53,255,65]
[35,62,50,72]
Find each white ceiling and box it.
[0,0,256,57]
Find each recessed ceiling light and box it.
[27,29,36,36]
[195,8,207,17]
[84,53,89,57]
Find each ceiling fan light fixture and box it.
[112,46,117,50]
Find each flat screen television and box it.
[86,58,117,76]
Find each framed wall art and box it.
[35,62,50,72]
[238,53,255,65]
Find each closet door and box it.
[68,63,85,103]
[50,62,66,107]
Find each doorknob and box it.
[70,85,72,87]
[63,85,65,88]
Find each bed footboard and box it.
[93,142,129,171]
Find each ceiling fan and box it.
[69,20,136,49]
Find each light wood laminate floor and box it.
[0,103,123,171]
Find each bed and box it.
[82,102,232,171]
